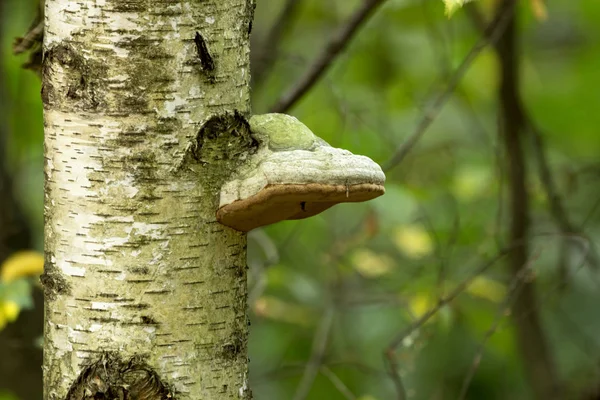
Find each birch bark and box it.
[43,1,254,398]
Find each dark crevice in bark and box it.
[194,31,216,76]
[65,354,175,400]
[495,1,562,399]
[188,111,257,180]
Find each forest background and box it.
[1,0,599,399]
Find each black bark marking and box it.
[194,32,215,74]
[220,334,244,361]
[140,315,159,325]
[120,303,150,310]
[248,0,256,37]
[110,1,146,12]
[130,266,150,275]
[230,263,247,278]
[65,353,174,400]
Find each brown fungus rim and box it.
[216,183,385,232]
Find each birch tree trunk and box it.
[42,1,254,399]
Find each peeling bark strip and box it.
[43,1,254,399]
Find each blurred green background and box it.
[1,0,600,399]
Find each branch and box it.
[457,250,540,400]
[382,4,514,172]
[385,245,521,400]
[12,0,43,75]
[526,117,600,272]
[494,0,562,398]
[320,366,357,400]
[252,0,303,88]
[465,0,600,277]
[292,306,335,400]
[270,0,387,113]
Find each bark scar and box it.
[194,32,215,74]
[65,353,174,400]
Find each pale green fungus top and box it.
[249,113,319,151]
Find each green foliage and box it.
[0,279,34,309]
[443,0,477,17]
[0,0,44,251]
[2,0,600,398]
[0,278,34,331]
[247,0,600,399]
[0,392,19,400]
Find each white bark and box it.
[43,1,254,399]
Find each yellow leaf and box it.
[443,0,476,17]
[407,292,454,330]
[409,293,434,319]
[393,225,433,259]
[351,248,395,278]
[1,251,44,282]
[253,296,312,326]
[530,0,548,21]
[0,301,21,330]
[466,276,506,303]
[452,166,491,201]
[2,301,20,322]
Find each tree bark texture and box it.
[43,1,254,399]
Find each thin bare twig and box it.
[555,306,600,361]
[13,20,43,55]
[320,366,357,400]
[292,306,335,400]
[382,4,514,172]
[501,233,591,328]
[253,359,390,385]
[582,196,600,229]
[457,250,540,400]
[270,0,387,113]
[418,205,459,301]
[385,244,521,400]
[12,0,44,74]
[253,0,304,88]
[493,125,507,250]
[466,0,600,276]
[248,229,280,304]
[388,249,519,350]
[526,118,600,272]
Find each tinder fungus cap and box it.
[216,114,385,231]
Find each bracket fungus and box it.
[216,113,385,231]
